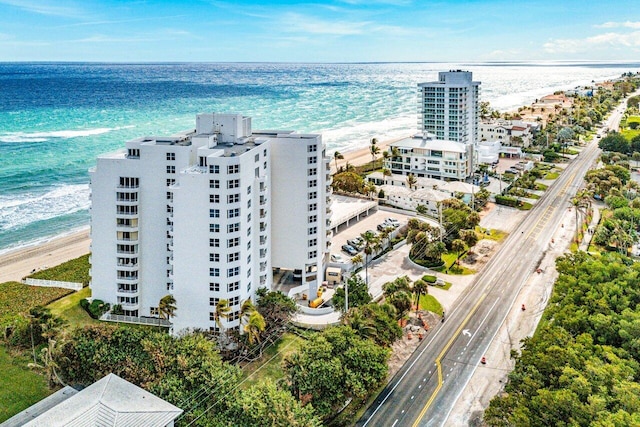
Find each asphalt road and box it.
[356,102,630,427]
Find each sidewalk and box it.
[578,201,602,251]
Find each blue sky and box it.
[0,0,639,62]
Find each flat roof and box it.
[391,136,466,153]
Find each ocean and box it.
[1,61,639,253]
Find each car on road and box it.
[341,244,358,256]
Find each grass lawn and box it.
[535,182,549,191]
[418,294,443,315]
[434,281,452,290]
[0,344,52,423]
[0,281,72,324]
[442,253,475,275]
[240,332,307,388]
[46,287,97,328]
[544,172,559,179]
[476,227,508,242]
[520,202,533,210]
[621,128,640,141]
[525,193,540,200]
[28,254,90,285]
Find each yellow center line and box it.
[411,292,488,427]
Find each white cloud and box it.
[595,21,640,29]
[544,31,640,53]
[282,13,370,35]
[0,0,83,18]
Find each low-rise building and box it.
[479,119,533,147]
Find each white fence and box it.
[101,313,171,327]
[23,278,83,291]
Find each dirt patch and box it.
[387,311,440,378]
[460,239,497,270]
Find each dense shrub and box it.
[422,274,437,283]
[80,299,110,319]
[495,194,521,207]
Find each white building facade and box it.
[90,113,331,334]
[386,135,470,181]
[418,70,480,147]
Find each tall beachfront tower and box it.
[418,70,480,147]
[90,113,331,334]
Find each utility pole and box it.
[345,278,349,313]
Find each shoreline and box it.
[0,74,623,282]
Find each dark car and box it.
[342,244,358,256]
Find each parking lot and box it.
[330,208,415,261]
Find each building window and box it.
[127,148,140,158]
[210,268,220,277]
[228,164,240,174]
[247,268,251,278]
[308,192,317,200]
[209,282,220,291]
[210,209,220,218]
[308,250,317,259]
[209,179,220,189]
[308,203,317,212]
[308,238,317,247]
[166,205,173,214]
[166,152,175,161]
[228,237,240,248]
[228,193,240,203]
[210,194,220,203]
[229,310,240,321]
[308,156,317,164]
[166,191,173,201]
[167,165,176,174]
[228,281,240,292]
[210,238,220,247]
[209,165,219,174]
[247,186,252,194]
[228,223,240,233]
[228,208,240,218]
[255,154,260,162]
[210,253,220,262]
[227,179,240,189]
[247,227,251,236]
[308,168,317,176]
[308,179,317,188]
[210,224,220,233]
[166,179,175,187]
[230,296,240,307]
[209,298,219,306]
[228,266,240,277]
[308,144,317,152]
[308,215,317,223]
[228,252,240,262]
[247,213,251,222]
[308,226,317,235]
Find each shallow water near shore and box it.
[1,61,639,252]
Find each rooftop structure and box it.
[3,373,182,427]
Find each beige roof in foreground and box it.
[444,181,480,194]
[22,373,182,427]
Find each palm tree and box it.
[244,310,266,350]
[370,143,380,165]
[350,253,364,266]
[213,299,231,333]
[333,150,344,173]
[391,147,400,160]
[343,308,376,339]
[158,295,177,321]
[412,279,429,314]
[360,230,380,286]
[240,299,255,325]
[382,168,392,185]
[451,239,467,267]
[406,173,417,190]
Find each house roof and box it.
[411,188,451,202]
[443,181,480,194]
[379,184,412,197]
[18,374,182,427]
[511,126,526,131]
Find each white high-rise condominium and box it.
[90,113,331,334]
[418,70,480,147]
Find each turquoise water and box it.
[1,61,638,252]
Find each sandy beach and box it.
[331,136,410,173]
[0,229,91,283]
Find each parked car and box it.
[385,218,400,227]
[347,238,363,250]
[293,269,302,281]
[330,253,344,263]
[341,244,358,256]
[378,222,393,231]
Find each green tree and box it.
[213,299,231,333]
[244,310,266,348]
[406,173,417,190]
[333,274,372,312]
[361,230,380,286]
[599,132,630,154]
[332,171,365,194]
[412,279,429,314]
[451,239,467,264]
[370,139,380,164]
[158,294,177,321]
[333,150,344,172]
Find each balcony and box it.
[260,236,267,246]
[116,287,139,295]
[259,196,267,206]
[260,209,267,219]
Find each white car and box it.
[331,254,344,263]
[385,218,400,227]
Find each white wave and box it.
[0,184,90,231]
[0,125,134,143]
